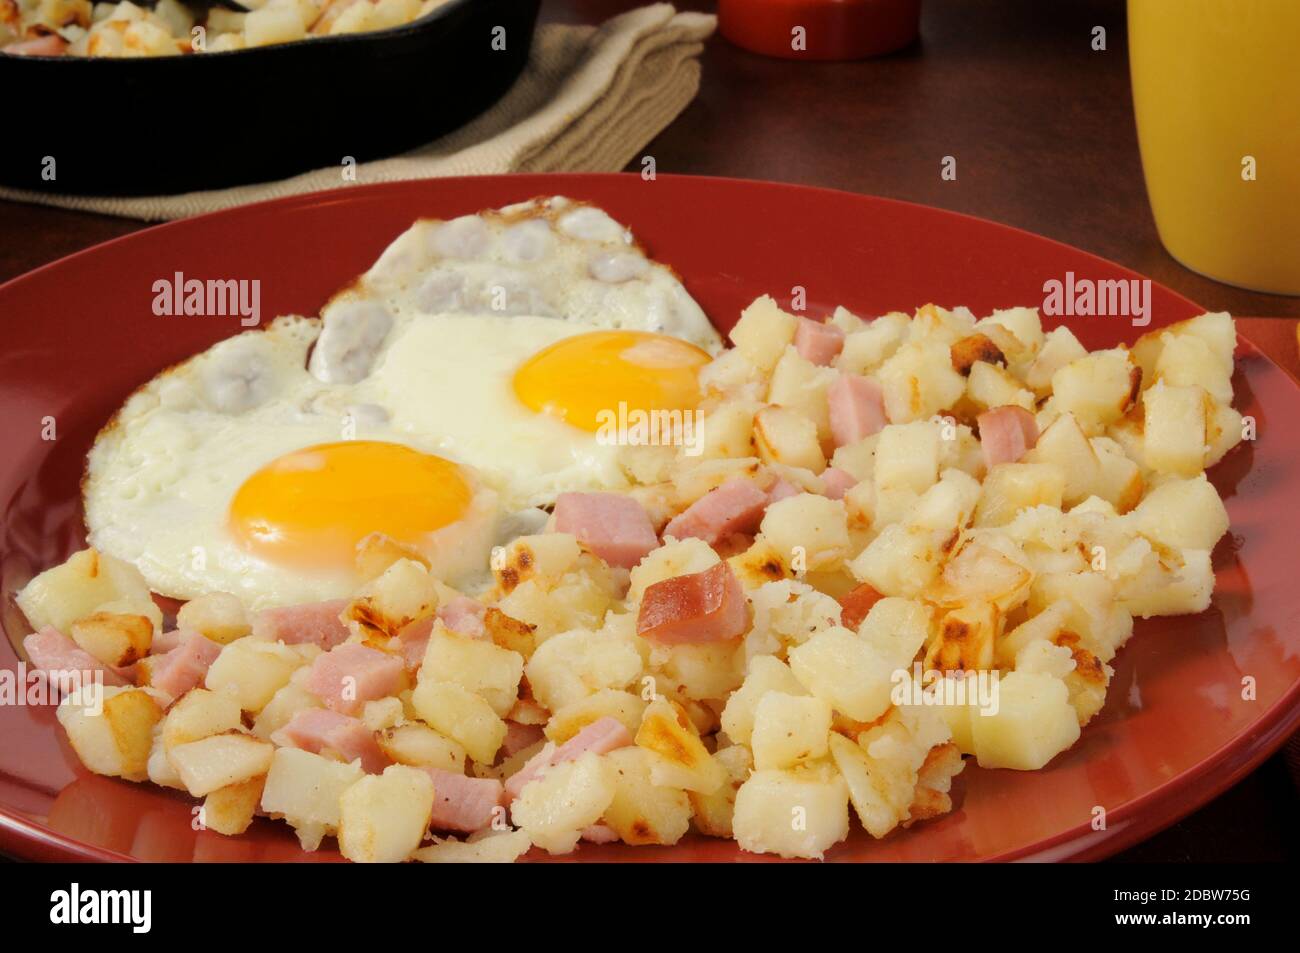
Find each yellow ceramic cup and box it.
[1129,0,1300,295]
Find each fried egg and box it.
[84,200,718,609]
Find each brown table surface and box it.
[2,0,1296,862]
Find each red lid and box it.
[719,0,922,61]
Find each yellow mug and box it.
[1129,0,1300,295]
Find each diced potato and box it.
[170,732,275,797]
[1143,380,1209,476]
[1050,348,1138,434]
[751,692,832,770]
[973,462,1065,527]
[261,747,364,851]
[602,747,692,846]
[969,671,1080,770]
[250,682,319,740]
[1154,332,1232,404]
[760,493,849,572]
[361,696,404,732]
[493,533,581,594]
[636,698,725,794]
[877,338,966,424]
[161,687,243,751]
[1205,399,1243,467]
[699,347,762,398]
[511,752,618,854]
[176,592,250,645]
[732,763,849,860]
[202,775,265,836]
[848,522,942,597]
[545,690,647,743]
[966,361,1034,412]
[1029,571,1131,662]
[753,404,825,473]
[244,3,306,45]
[147,728,184,790]
[57,686,164,782]
[689,743,753,838]
[1089,437,1144,513]
[744,579,842,660]
[720,655,807,746]
[857,596,932,667]
[16,547,161,635]
[838,312,908,375]
[524,625,643,712]
[628,536,717,600]
[729,295,798,372]
[977,306,1044,355]
[787,627,896,722]
[924,601,998,672]
[409,680,506,765]
[69,611,152,667]
[421,626,523,717]
[926,539,1031,612]
[205,637,306,712]
[828,731,911,839]
[344,558,436,638]
[727,535,793,590]
[378,723,466,771]
[494,571,614,642]
[906,474,979,543]
[767,346,836,443]
[121,18,175,55]
[413,829,532,864]
[698,400,760,459]
[1129,475,1229,551]
[650,642,743,703]
[1122,548,1214,618]
[874,421,941,495]
[1023,413,1100,506]
[337,764,435,863]
[1026,325,1087,396]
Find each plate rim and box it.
[2,172,1298,863]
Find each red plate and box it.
[1,174,1297,863]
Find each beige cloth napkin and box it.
[0,4,715,222]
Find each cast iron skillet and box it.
[0,0,540,195]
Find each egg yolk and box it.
[229,441,471,569]
[512,330,711,432]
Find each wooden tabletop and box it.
[2,0,1296,862]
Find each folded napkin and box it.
[0,4,715,222]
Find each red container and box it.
[719,0,921,61]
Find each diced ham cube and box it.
[22,626,128,696]
[977,405,1039,468]
[636,562,750,644]
[422,768,506,833]
[6,35,68,56]
[820,467,857,500]
[395,617,432,671]
[252,599,350,649]
[271,707,388,773]
[304,642,404,715]
[828,373,887,447]
[151,629,183,655]
[838,583,884,632]
[146,631,221,700]
[504,716,633,800]
[437,595,486,638]
[501,721,546,758]
[766,478,801,506]
[553,492,659,569]
[663,477,768,546]
[794,317,846,366]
